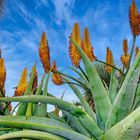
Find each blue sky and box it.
[0,0,140,104]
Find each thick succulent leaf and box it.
[132,83,140,110]
[47,112,65,123]
[68,66,89,86]
[109,68,118,103]
[63,77,96,120]
[0,95,80,113]
[0,116,71,129]
[106,52,140,129]
[77,113,103,139]
[0,130,67,140]
[101,106,140,140]
[71,39,112,129]
[0,96,103,139]
[35,71,51,117]
[0,116,90,140]
[63,111,92,138]
[33,73,45,115]
[94,63,110,86]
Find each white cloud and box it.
[52,0,75,25]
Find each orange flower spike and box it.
[105,48,113,73]
[39,32,51,73]
[129,0,140,36]
[0,58,6,91]
[106,47,110,64]
[121,55,130,68]
[14,68,28,96]
[123,39,128,55]
[83,27,96,61]
[52,61,63,85]
[69,23,81,68]
[31,64,38,91]
[109,50,113,64]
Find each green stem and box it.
[120,36,136,86]
[126,35,136,75]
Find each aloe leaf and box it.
[35,71,51,117]
[63,76,95,120]
[132,83,140,110]
[22,103,33,140]
[0,116,90,140]
[36,73,46,96]
[0,95,82,114]
[54,88,67,117]
[33,73,46,115]
[106,52,140,129]
[0,96,102,138]
[0,116,71,129]
[0,130,66,140]
[47,112,65,123]
[109,68,118,103]
[68,66,89,86]
[16,65,35,115]
[71,39,112,129]
[77,113,103,139]
[63,111,92,138]
[102,106,140,140]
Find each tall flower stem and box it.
[126,35,136,75]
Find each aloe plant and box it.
[0,0,140,139]
[0,36,140,139]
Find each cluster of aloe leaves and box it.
[0,37,140,140]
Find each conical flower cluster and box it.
[39,32,51,73]
[69,23,81,68]
[52,61,63,85]
[14,68,28,96]
[0,57,6,91]
[30,64,38,92]
[129,0,140,36]
[121,39,130,67]
[105,47,113,73]
[82,28,96,61]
